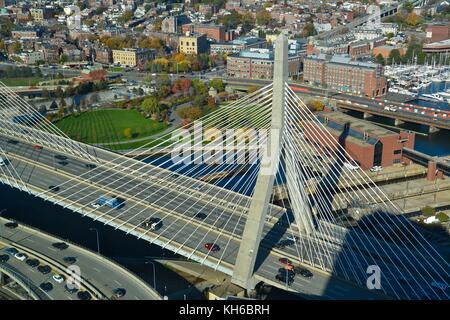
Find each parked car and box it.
[52,242,69,250]
[14,253,27,261]
[204,243,220,253]
[4,221,18,229]
[37,265,51,274]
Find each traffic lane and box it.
[3,139,427,298]
[1,224,157,300]
[0,247,73,300]
[1,161,397,299]
[0,135,286,227]
[1,137,292,251]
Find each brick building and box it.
[304,111,415,170]
[303,54,387,98]
[227,48,301,80]
[161,15,191,34]
[181,23,225,43]
[425,22,450,43]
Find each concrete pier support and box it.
[231,34,288,290]
[363,112,371,119]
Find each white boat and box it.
[421,93,445,102]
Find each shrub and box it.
[436,212,449,223]
[421,206,436,217]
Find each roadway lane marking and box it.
[134,296,139,300]
[25,238,35,243]
[93,267,101,273]
[114,280,122,286]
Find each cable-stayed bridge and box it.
[0,35,449,300]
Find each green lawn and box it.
[0,77,43,86]
[55,109,167,148]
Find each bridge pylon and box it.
[231,34,313,290]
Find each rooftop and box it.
[316,111,399,147]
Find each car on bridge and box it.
[278,257,293,267]
[4,221,18,229]
[5,247,18,256]
[52,274,65,284]
[33,144,43,151]
[275,273,294,285]
[37,265,51,274]
[274,239,295,249]
[52,242,69,250]
[14,252,27,261]
[63,256,77,264]
[112,288,126,298]
[77,291,92,300]
[141,217,162,231]
[0,157,7,166]
[194,212,207,220]
[96,195,124,209]
[294,267,314,278]
[204,243,220,253]
[0,254,9,263]
[54,155,68,161]
[40,282,53,292]
[48,185,60,192]
[25,258,40,268]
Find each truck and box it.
[94,195,123,209]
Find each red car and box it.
[279,257,293,267]
[204,243,220,253]
[34,145,43,150]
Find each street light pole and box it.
[89,228,100,254]
[145,261,156,291]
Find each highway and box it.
[1,132,448,299]
[226,78,450,130]
[0,216,161,300]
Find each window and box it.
[393,149,401,155]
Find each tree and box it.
[376,53,386,66]
[119,10,134,24]
[388,49,402,64]
[11,41,21,54]
[421,206,436,217]
[403,1,414,13]
[177,105,203,121]
[59,54,69,64]
[256,9,272,26]
[123,128,133,139]
[141,96,161,118]
[210,78,225,92]
[405,12,421,27]
[302,22,317,37]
